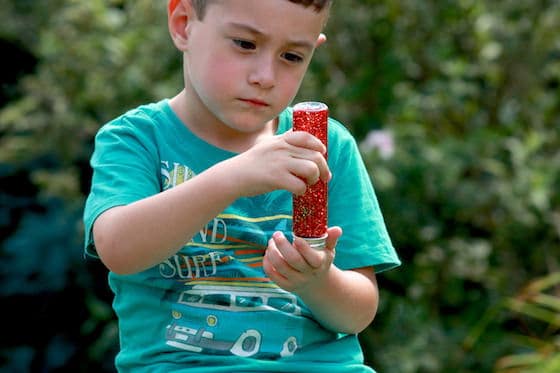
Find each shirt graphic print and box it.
[160,160,335,358]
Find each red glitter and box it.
[292,102,328,239]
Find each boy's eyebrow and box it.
[225,22,315,50]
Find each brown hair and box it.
[191,0,331,19]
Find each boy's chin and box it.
[223,114,278,133]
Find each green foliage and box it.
[495,273,560,373]
[362,123,559,371]
[1,199,82,295]
[0,0,178,169]
[1,0,559,371]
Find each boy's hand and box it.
[263,226,342,295]
[228,131,330,197]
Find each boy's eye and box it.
[282,52,304,63]
[233,39,256,50]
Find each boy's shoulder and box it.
[114,99,169,126]
[97,99,171,136]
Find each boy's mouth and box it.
[239,98,269,107]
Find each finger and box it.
[263,246,287,283]
[263,254,292,291]
[272,232,309,273]
[325,226,343,252]
[293,236,324,269]
[281,173,308,196]
[283,131,326,155]
[293,227,341,268]
[265,235,299,279]
[287,159,320,186]
[287,148,330,184]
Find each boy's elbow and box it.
[344,303,378,335]
[328,291,378,334]
[93,226,126,274]
[94,246,124,275]
[92,211,135,275]
[344,267,379,334]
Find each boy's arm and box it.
[264,227,379,334]
[92,131,329,275]
[300,265,378,334]
[93,159,243,274]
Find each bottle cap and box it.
[293,233,328,250]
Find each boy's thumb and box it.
[326,226,342,251]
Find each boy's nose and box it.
[248,56,276,89]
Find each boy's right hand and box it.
[227,131,331,197]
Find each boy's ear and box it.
[168,0,193,51]
[316,33,327,48]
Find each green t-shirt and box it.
[84,99,400,372]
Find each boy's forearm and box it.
[297,266,379,334]
[93,160,242,275]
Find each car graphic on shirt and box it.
[177,284,302,315]
[165,283,324,358]
[166,323,263,357]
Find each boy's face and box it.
[171,0,328,136]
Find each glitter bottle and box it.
[292,102,328,249]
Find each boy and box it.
[83,0,400,371]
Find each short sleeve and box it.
[327,120,400,273]
[83,115,161,257]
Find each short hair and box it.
[191,0,331,19]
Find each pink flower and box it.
[360,130,395,159]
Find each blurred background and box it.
[1,0,558,372]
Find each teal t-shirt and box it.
[83,99,400,372]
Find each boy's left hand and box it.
[263,226,342,294]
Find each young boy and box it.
[83,0,400,371]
